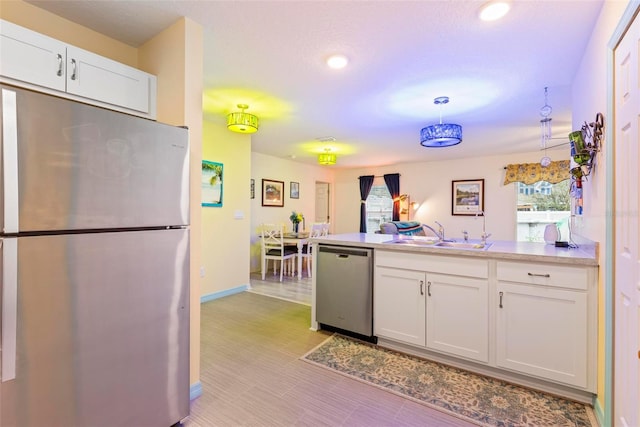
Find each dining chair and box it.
[321,222,330,236]
[261,223,297,281]
[299,223,326,278]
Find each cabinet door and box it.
[374,267,425,346]
[0,20,66,91]
[66,46,152,114]
[426,274,489,363]
[496,282,588,388]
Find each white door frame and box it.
[608,3,640,426]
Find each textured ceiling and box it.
[26,0,604,168]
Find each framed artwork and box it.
[201,160,223,207]
[250,179,255,199]
[262,179,284,207]
[452,179,484,215]
[290,181,300,199]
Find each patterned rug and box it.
[301,334,597,427]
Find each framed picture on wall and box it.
[290,182,299,199]
[262,179,284,207]
[201,160,223,207]
[452,179,484,215]
[250,179,255,199]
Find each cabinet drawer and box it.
[376,250,488,278]
[496,261,588,291]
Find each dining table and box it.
[282,232,309,280]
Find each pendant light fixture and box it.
[420,96,463,147]
[227,104,259,134]
[318,148,337,165]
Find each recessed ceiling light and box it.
[326,54,348,69]
[479,1,511,21]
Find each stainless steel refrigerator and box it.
[0,84,190,426]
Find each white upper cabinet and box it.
[65,46,151,114]
[0,20,156,119]
[0,20,66,92]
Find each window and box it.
[366,183,393,233]
[516,180,570,242]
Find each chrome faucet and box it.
[476,211,491,244]
[434,221,445,241]
[462,230,469,242]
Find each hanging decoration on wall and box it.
[569,112,604,180]
[569,112,604,215]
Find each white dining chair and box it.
[299,223,326,278]
[261,223,297,281]
[321,222,330,236]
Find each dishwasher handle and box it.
[318,245,371,258]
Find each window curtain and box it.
[384,173,401,221]
[503,160,570,185]
[358,175,375,232]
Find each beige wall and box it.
[250,152,335,273]
[331,150,569,240]
[571,0,628,415]
[201,121,252,295]
[139,17,204,397]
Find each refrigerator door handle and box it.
[1,89,19,234]
[1,238,17,382]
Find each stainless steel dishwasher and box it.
[316,245,374,340]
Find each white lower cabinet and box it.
[496,262,591,389]
[426,274,489,362]
[374,267,426,346]
[374,251,597,395]
[374,252,489,363]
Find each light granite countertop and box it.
[311,233,598,266]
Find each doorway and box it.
[315,181,330,228]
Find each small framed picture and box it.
[201,160,223,207]
[262,179,284,207]
[452,179,484,215]
[290,181,300,199]
[250,179,255,199]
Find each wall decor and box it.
[262,179,284,207]
[201,160,223,207]
[290,181,300,199]
[250,179,255,199]
[452,179,484,215]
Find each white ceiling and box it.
[26,0,604,168]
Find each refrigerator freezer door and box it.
[0,229,190,427]
[0,85,189,233]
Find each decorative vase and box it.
[293,222,299,234]
[543,224,559,244]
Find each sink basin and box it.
[384,237,491,250]
[384,237,438,246]
[434,241,492,250]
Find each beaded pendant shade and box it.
[420,96,462,147]
[227,104,259,134]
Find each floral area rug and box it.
[301,334,597,427]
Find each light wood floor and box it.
[183,291,475,426]
[247,271,312,306]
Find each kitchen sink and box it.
[434,241,492,250]
[384,237,438,246]
[384,237,492,250]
